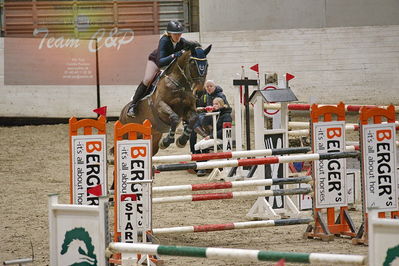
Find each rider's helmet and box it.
[167,20,184,34]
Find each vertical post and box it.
[244,77,251,150]
[234,93,243,151]
[233,78,258,151]
[95,39,101,110]
[212,113,217,152]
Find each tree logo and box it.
[60,227,97,266]
[383,244,399,266]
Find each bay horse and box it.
[119,45,212,155]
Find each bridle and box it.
[166,49,208,92]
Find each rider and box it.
[127,20,200,117]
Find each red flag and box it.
[87,184,103,197]
[93,106,107,116]
[275,259,286,266]
[286,73,295,81]
[250,64,259,73]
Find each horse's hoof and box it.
[175,137,187,148]
[159,141,167,150]
[159,138,173,149]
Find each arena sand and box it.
[0,117,369,266]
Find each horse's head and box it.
[177,44,212,93]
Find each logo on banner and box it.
[60,227,97,265]
[35,27,134,52]
[383,244,399,265]
[314,122,347,208]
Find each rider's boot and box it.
[127,82,148,117]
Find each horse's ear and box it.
[204,44,212,55]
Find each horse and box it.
[119,45,212,155]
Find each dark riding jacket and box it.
[149,35,199,68]
[213,107,233,139]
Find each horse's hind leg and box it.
[158,101,179,149]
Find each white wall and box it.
[201,25,399,105]
[199,0,399,32]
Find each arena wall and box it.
[1,26,399,119]
[199,0,399,32]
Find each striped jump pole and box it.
[153,146,311,163]
[288,121,398,129]
[264,103,399,113]
[108,243,366,265]
[152,187,312,204]
[151,176,312,193]
[289,123,399,136]
[151,218,312,235]
[155,151,359,172]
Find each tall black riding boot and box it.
[127,82,148,117]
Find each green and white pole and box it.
[108,243,366,265]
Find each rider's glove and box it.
[173,51,183,58]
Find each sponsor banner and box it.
[71,135,107,205]
[223,127,233,152]
[116,140,151,240]
[362,123,398,212]
[4,31,158,85]
[49,195,108,266]
[369,211,399,266]
[313,121,347,208]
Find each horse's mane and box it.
[164,50,192,75]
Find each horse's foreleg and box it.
[176,111,197,148]
[158,101,180,150]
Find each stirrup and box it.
[127,104,136,117]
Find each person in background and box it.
[201,80,229,134]
[127,20,199,117]
[195,97,233,176]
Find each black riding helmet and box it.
[167,20,184,34]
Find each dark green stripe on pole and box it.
[272,176,312,185]
[257,251,310,263]
[156,162,197,172]
[157,245,207,258]
[271,147,311,155]
[272,187,312,196]
[318,151,359,160]
[274,218,312,226]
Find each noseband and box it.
[178,54,208,82]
